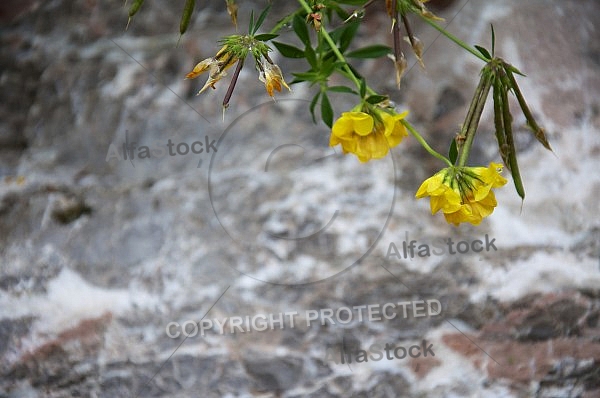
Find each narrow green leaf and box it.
[252,5,271,35]
[346,45,392,59]
[448,138,458,164]
[490,24,495,57]
[474,45,491,61]
[335,0,369,5]
[289,78,305,85]
[319,57,337,77]
[304,45,317,69]
[504,62,526,77]
[345,63,363,80]
[254,33,278,41]
[365,95,388,104]
[292,13,310,47]
[309,91,321,124]
[359,78,367,98]
[330,4,350,21]
[292,72,319,81]
[248,9,254,35]
[328,85,357,94]
[321,93,334,128]
[336,20,360,53]
[272,41,305,58]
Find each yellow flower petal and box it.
[331,114,356,140]
[349,112,374,136]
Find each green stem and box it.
[402,120,453,167]
[297,0,372,95]
[269,9,299,34]
[421,17,488,63]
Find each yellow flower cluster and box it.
[329,109,409,162]
[416,162,508,226]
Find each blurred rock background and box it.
[0,0,599,397]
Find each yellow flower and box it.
[329,109,409,162]
[416,162,508,226]
[259,61,290,97]
[185,45,238,94]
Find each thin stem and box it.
[297,0,368,94]
[421,17,488,62]
[269,9,300,34]
[392,0,403,63]
[320,30,362,90]
[402,120,453,167]
[401,13,415,48]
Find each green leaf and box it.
[334,20,360,53]
[365,95,388,104]
[448,138,458,164]
[346,45,392,59]
[490,24,495,57]
[292,13,310,47]
[254,33,278,41]
[328,85,357,94]
[272,41,305,58]
[359,77,367,98]
[292,71,319,81]
[321,93,334,128]
[319,57,338,77]
[330,4,350,21]
[474,45,491,61]
[309,91,321,124]
[248,9,254,35]
[345,63,363,80]
[335,0,370,5]
[506,63,526,77]
[304,45,317,69]
[252,5,271,35]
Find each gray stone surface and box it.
[0,0,599,397]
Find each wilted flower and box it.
[415,162,508,226]
[329,108,409,162]
[259,60,290,97]
[388,52,408,88]
[404,35,425,68]
[185,45,238,94]
[409,0,444,21]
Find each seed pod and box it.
[128,0,145,17]
[492,74,509,168]
[500,73,525,200]
[176,0,195,46]
[180,0,195,36]
[126,0,145,29]
[504,64,553,152]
